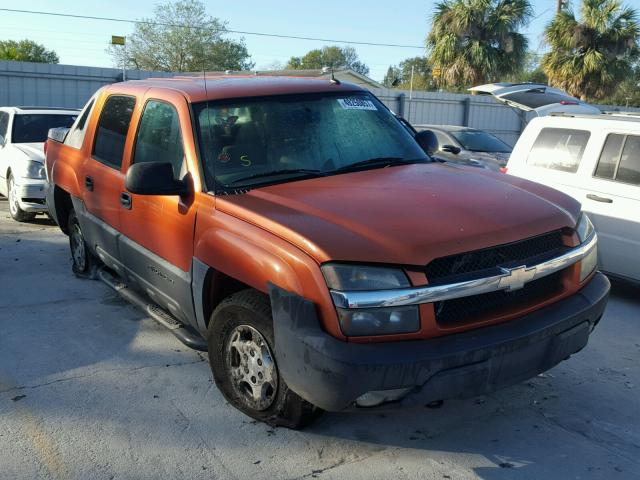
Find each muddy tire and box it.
[207,289,321,429]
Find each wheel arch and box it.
[52,186,74,234]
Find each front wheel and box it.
[7,174,35,222]
[207,289,321,429]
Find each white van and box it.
[506,113,640,284]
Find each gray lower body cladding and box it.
[269,273,610,412]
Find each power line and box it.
[0,8,425,50]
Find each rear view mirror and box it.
[125,162,189,196]
[442,144,461,155]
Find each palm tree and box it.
[542,0,639,101]
[427,0,532,88]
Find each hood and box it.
[457,150,510,170]
[14,143,45,163]
[216,163,581,266]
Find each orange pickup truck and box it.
[45,76,609,428]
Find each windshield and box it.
[11,114,77,143]
[451,130,512,153]
[193,92,428,191]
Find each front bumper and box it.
[15,178,47,212]
[269,272,610,412]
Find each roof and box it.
[0,106,80,114]
[115,75,366,103]
[549,112,640,123]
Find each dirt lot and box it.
[0,197,639,480]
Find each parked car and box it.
[469,83,602,116]
[46,77,608,428]
[505,113,640,284]
[412,124,512,171]
[0,106,78,221]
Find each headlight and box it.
[321,264,410,291]
[24,161,46,179]
[576,214,597,281]
[322,264,419,336]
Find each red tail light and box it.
[499,167,508,174]
[559,100,578,105]
[44,139,48,155]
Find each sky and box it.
[0,0,561,81]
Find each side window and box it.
[133,100,185,178]
[65,97,96,149]
[0,112,9,140]
[526,128,590,173]
[92,95,136,168]
[617,135,640,186]
[594,134,624,180]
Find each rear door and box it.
[583,132,640,281]
[82,94,137,263]
[118,90,198,323]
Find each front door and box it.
[118,91,199,323]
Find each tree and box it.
[542,0,639,101]
[383,57,433,90]
[108,0,253,72]
[286,46,370,75]
[426,0,532,88]
[0,39,59,63]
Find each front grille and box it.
[426,230,570,326]
[434,271,564,326]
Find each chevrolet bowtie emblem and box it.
[498,265,537,291]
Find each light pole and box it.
[111,35,127,81]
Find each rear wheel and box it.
[7,174,35,222]
[207,289,321,429]
[67,209,96,276]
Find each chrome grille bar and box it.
[330,233,597,309]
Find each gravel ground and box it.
[0,197,639,480]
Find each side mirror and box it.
[442,144,461,155]
[125,162,189,196]
[48,127,70,144]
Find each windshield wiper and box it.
[225,168,327,186]
[330,156,429,173]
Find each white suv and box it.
[506,113,640,284]
[0,107,78,221]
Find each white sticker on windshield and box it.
[337,98,377,111]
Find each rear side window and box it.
[526,128,590,173]
[133,100,185,178]
[92,95,136,168]
[66,98,96,149]
[596,134,640,186]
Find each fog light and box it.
[355,387,413,407]
[337,306,419,336]
[580,243,598,282]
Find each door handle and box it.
[85,176,94,191]
[586,193,613,204]
[120,192,132,209]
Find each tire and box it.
[207,289,321,429]
[67,209,96,277]
[7,174,35,222]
